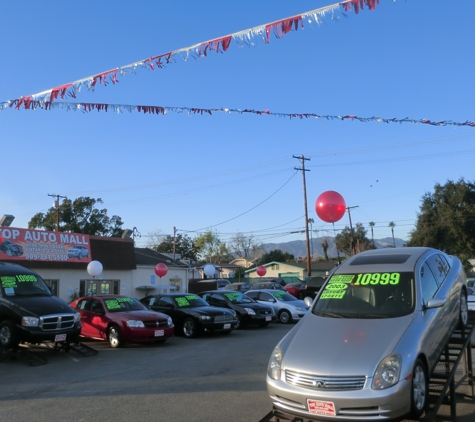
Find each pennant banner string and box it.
[4,99,472,128]
[1,0,382,111]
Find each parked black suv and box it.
[0,262,81,349]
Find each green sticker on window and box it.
[15,275,37,282]
[176,297,190,307]
[1,276,17,288]
[104,300,121,310]
[354,273,400,285]
[328,275,354,284]
[273,291,286,297]
[320,291,346,299]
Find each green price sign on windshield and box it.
[176,297,190,307]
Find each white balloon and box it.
[203,264,215,278]
[87,260,103,277]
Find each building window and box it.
[44,279,59,296]
[80,280,120,297]
[170,279,181,292]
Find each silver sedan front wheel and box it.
[411,359,427,418]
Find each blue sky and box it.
[1,0,474,249]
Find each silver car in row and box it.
[245,290,308,323]
[267,247,469,421]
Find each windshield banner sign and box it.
[0,226,91,263]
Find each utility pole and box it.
[48,194,67,231]
[346,205,359,255]
[293,155,312,279]
[173,226,177,260]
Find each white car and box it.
[468,286,475,311]
[245,289,308,324]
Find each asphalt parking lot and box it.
[0,324,474,422]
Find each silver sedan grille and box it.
[285,370,366,391]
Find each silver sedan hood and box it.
[280,313,413,376]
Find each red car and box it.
[70,295,174,348]
[284,283,306,299]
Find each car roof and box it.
[248,289,290,294]
[146,293,199,297]
[80,295,134,300]
[0,262,39,276]
[335,247,442,274]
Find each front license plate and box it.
[223,323,231,329]
[155,330,164,337]
[265,316,272,321]
[307,399,336,416]
[55,334,67,342]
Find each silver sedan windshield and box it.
[313,272,414,318]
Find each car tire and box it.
[278,310,292,324]
[458,289,468,329]
[183,318,198,338]
[0,321,20,349]
[410,358,427,418]
[235,315,242,330]
[107,325,123,348]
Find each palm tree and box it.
[389,221,396,247]
[368,221,375,247]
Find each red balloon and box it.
[155,263,168,278]
[257,265,267,277]
[315,191,346,223]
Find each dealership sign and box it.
[0,227,91,263]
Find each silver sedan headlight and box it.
[126,320,145,328]
[294,306,306,311]
[244,308,256,315]
[372,354,402,390]
[268,346,283,380]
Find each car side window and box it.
[420,262,439,303]
[426,253,450,287]
[246,291,258,299]
[159,296,174,307]
[77,299,91,311]
[210,293,226,306]
[262,293,274,301]
[90,300,105,314]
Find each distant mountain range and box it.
[262,237,407,259]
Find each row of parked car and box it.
[69,286,311,347]
[0,261,312,350]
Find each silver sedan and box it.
[267,247,469,421]
[245,290,308,323]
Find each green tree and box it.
[335,223,373,256]
[152,234,199,261]
[28,197,124,237]
[260,249,294,264]
[194,229,230,263]
[407,178,475,256]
